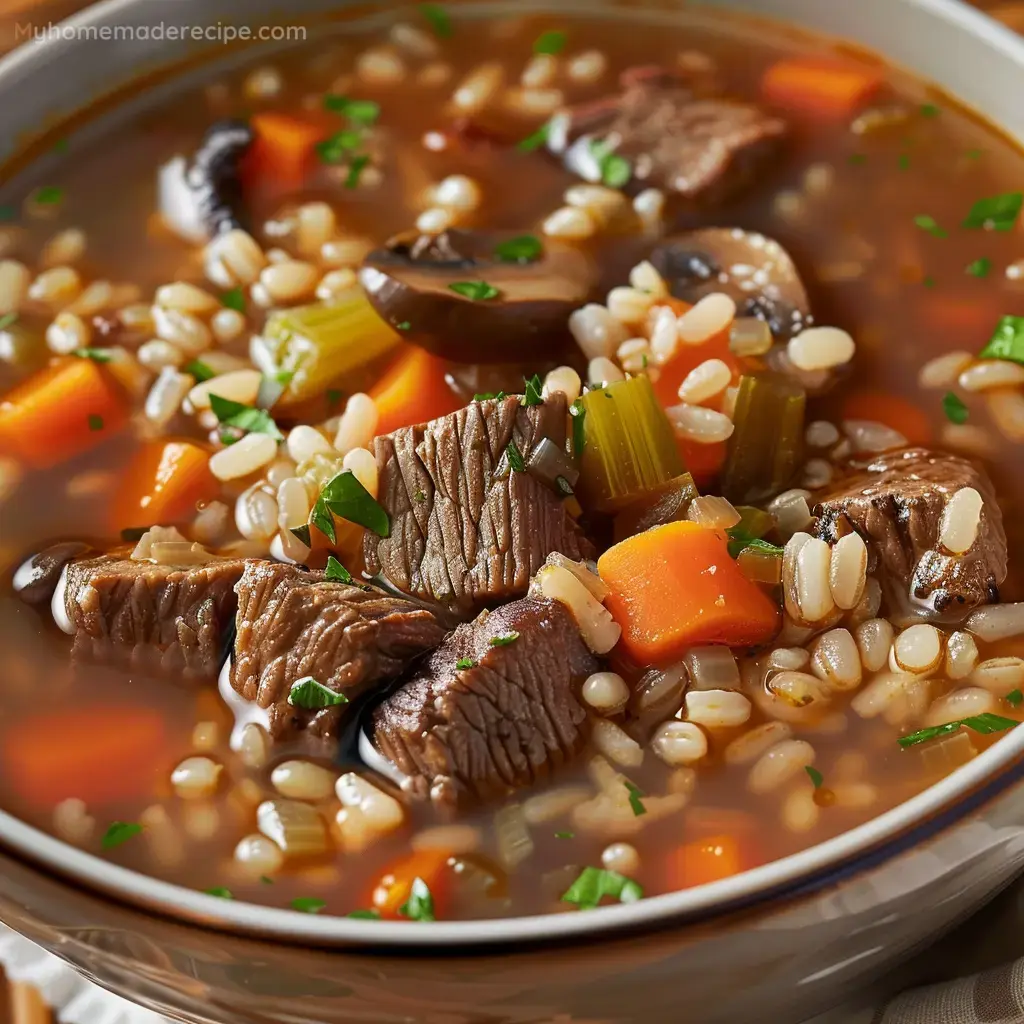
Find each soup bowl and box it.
[0,1,1023,1022]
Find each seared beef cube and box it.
[59,556,244,678]
[231,561,448,741]
[365,394,592,614]
[373,597,598,808]
[550,66,786,203]
[814,448,1007,617]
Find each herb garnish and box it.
[805,766,824,789]
[897,153,911,171]
[570,397,587,455]
[0,312,17,332]
[291,897,327,914]
[494,234,543,263]
[489,631,520,647]
[517,121,552,152]
[325,554,371,590]
[288,676,350,710]
[966,257,992,278]
[456,658,476,670]
[205,887,235,899]
[943,391,969,424]
[72,347,112,362]
[290,524,312,547]
[413,489,427,503]
[561,867,643,910]
[221,287,246,312]
[448,280,500,301]
[725,527,784,560]
[847,153,867,166]
[323,95,381,126]
[102,821,143,850]
[0,204,15,222]
[965,148,983,161]
[624,781,646,817]
[963,192,1022,232]
[522,373,544,407]
[555,830,575,839]
[473,391,507,402]
[898,712,1018,748]
[396,321,411,331]
[326,388,343,407]
[345,154,371,189]
[316,129,365,164]
[348,908,381,919]
[419,3,452,38]
[310,468,391,544]
[185,359,215,382]
[33,185,64,205]
[922,275,937,289]
[978,315,1024,365]
[1008,689,1024,707]
[209,393,284,441]
[87,414,104,432]
[914,214,948,239]
[920,102,941,118]
[399,877,436,921]
[589,139,631,189]
[505,438,526,473]
[260,875,275,885]
[533,30,567,55]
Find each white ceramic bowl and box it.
[0,2,1022,1022]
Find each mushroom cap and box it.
[358,229,597,363]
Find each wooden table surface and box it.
[0,0,1020,1022]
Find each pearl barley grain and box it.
[788,327,856,371]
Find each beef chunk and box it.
[59,556,244,677]
[814,448,1007,617]
[231,561,449,741]
[14,541,93,605]
[364,394,592,614]
[551,66,786,204]
[372,597,598,808]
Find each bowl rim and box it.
[0,0,1023,950]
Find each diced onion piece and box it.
[532,564,621,654]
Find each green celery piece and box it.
[577,376,683,512]
[722,375,806,504]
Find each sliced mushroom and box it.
[358,229,597,363]
[651,227,812,339]
[186,119,254,236]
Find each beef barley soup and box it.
[0,4,1023,922]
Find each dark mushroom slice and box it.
[358,229,597,364]
[187,119,254,236]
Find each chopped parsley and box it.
[205,887,235,899]
[589,139,631,189]
[494,234,543,263]
[517,121,552,152]
[920,102,941,118]
[448,280,500,301]
[456,658,476,670]
[344,154,371,189]
[413,489,427,503]
[898,712,1018,748]
[978,315,1024,365]
[805,766,824,789]
[624,781,646,817]
[965,148,983,160]
[323,95,381,126]
[260,875,275,885]
[33,185,64,205]
[419,3,452,38]
[72,348,113,362]
[505,438,526,473]
[399,877,436,921]
[209,393,284,441]
[221,287,246,312]
[963,192,1022,232]
[0,312,16,332]
[87,414,104,432]
[847,153,867,166]
[1007,689,1024,707]
[291,897,327,914]
[53,138,70,153]
[725,527,784,560]
[310,468,391,544]
[922,275,937,289]
[348,908,381,919]
[522,373,544,407]
[316,128,365,163]
[570,397,586,455]
[473,391,507,402]
[533,30,567,55]
[288,676,350,710]
[966,257,992,278]
[554,830,575,840]
[0,204,15,221]
[101,821,143,850]
[489,631,520,647]
[185,359,215,382]
[326,388,343,407]
[325,554,371,590]
[561,867,643,910]
[897,153,911,171]
[290,524,312,547]
[943,391,969,424]
[396,321,411,331]
[914,214,948,239]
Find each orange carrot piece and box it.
[669,834,747,889]
[0,357,128,468]
[598,521,781,665]
[369,346,462,436]
[114,439,220,531]
[2,707,168,807]
[246,112,329,187]
[370,848,453,919]
[842,390,932,446]
[762,57,884,118]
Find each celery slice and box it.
[263,288,399,404]
[578,376,683,512]
[722,375,805,504]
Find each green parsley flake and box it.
[325,554,371,591]
[920,103,941,118]
[725,527,784,560]
[978,315,1024,365]
[805,766,824,789]
[310,468,391,544]
[847,153,867,166]
[554,830,575,839]
[205,887,235,899]
[260,875,275,885]
[914,214,948,238]
[323,95,381,126]
[344,154,371,189]
[209,393,284,441]
[185,359,215,382]
[963,192,1022,232]
[399,877,436,921]
[494,235,543,263]
[33,185,64,205]
[562,867,643,910]
[533,30,567,55]
[456,658,476,670]
[73,347,112,363]
[290,524,312,548]
[0,205,16,222]
[570,397,587,455]
[449,280,500,301]
[102,821,143,850]
[489,631,520,648]
[898,712,1018,748]
[419,3,452,38]
[0,312,19,332]
[897,153,911,171]
[1007,689,1023,707]
[966,257,992,278]
[521,374,544,407]
[517,121,552,152]
[87,414,104,432]
[316,129,365,164]
[625,781,646,817]
[53,138,70,154]
[942,391,969,424]
[221,287,246,312]
[922,275,937,289]
[589,139,631,189]
[291,897,327,914]
[966,148,983,161]
[505,438,526,473]
[288,676,350,711]
[348,908,381,919]
[396,321,411,331]
[326,388,343,407]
